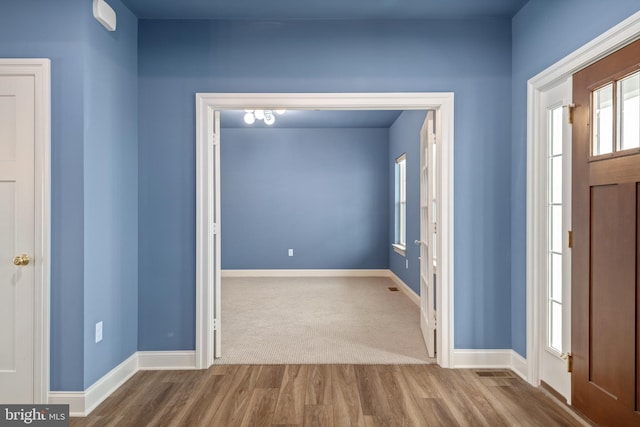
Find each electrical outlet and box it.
[288,249,293,256]
[406,259,409,269]
[95,321,103,343]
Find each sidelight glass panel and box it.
[550,205,562,254]
[617,72,640,151]
[593,84,614,156]
[547,105,564,353]
[550,253,562,303]
[550,301,563,352]
[551,106,563,156]
[551,156,562,204]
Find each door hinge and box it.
[568,230,573,249]
[212,319,218,331]
[561,352,573,373]
[212,223,217,235]
[565,104,575,125]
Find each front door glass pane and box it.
[593,84,614,156]
[617,72,640,151]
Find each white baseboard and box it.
[510,351,528,381]
[387,271,420,306]
[138,351,197,370]
[222,269,389,278]
[451,349,529,381]
[49,352,137,417]
[84,352,138,415]
[49,351,198,416]
[48,392,85,417]
[451,349,513,368]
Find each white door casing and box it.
[419,111,439,358]
[195,93,455,369]
[526,11,640,388]
[0,59,50,404]
[538,78,572,403]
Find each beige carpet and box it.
[215,276,434,364]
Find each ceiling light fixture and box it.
[243,109,285,125]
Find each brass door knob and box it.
[13,254,30,266]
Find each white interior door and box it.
[539,78,572,403]
[0,74,36,402]
[419,110,438,358]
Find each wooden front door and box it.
[572,38,640,425]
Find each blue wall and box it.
[0,0,138,391]
[510,1,640,358]
[83,1,139,388]
[220,127,389,270]
[0,0,86,391]
[138,18,513,351]
[388,111,426,295]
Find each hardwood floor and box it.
[70,365,586,427]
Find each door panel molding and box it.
[0,59,51,403]
[526,11,640,388]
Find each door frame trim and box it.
[195,92,455,368]
[0,59,51,403]
[526,11,640,386]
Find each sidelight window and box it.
[548,105,564,353]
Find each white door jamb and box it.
[195,92,455,369]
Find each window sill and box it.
[392,244,406,257]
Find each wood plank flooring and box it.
[70,365,586,427]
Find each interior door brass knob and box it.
[13,254,30,266]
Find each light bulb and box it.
[244,112,256,125]
[264,111,275,125]
[254,109,265,120]
[275,109,286,115]
[244,109,254,113]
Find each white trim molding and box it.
[221,269,390,278]
[49,353,137,417]
[137,351,197,370]
[196,92,455,369]
[0,59,51,404]
[451,350,528,381]
[48,392,85,417]
[526,11,640,387]
[83,353,138,415]
[49,351,197,417]
[388,271,420,307]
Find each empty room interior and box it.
[1,0,640,426]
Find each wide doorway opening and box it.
[195,93,454,369]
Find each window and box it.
[592,70,640,156]
[547,105,563,353]
[394,154,407,255]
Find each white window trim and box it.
[526,11,640,387]
[195,92,455,369]
[395,153,407,250]
[392,243,406,256]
